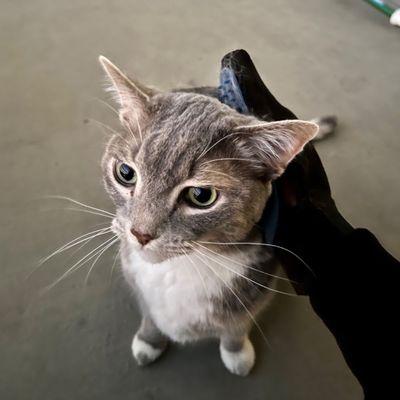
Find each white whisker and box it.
[87,118,121,135]
[38,227,112,267]
[43,235,117,292]
[196,133,216,161]
[91,221,114,229]
[109,248,121,284]
[188,243,296,297]
[85,238,119,285]
[44,195,115,217]
[28,228,113,280]
[125,121,139,147]
[91,96,119,116]
[197,240,314,276]
[63,207,114,219]
[88,118,132,147]
[196,132,245,161]
[192,241,294,283]
[189,247,270,347]
[200,169,241,181]
[133,111,143,143]
[181,246,211,300]
[65,229,112,262]
[200,158,253,166]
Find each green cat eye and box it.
[114,161,137,186]
[185,187,218,208]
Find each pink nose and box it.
[130,229,154,246]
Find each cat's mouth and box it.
[126,239,182,263]
[139,238,195,264]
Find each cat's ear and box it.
[234,120,319,179]
[98,56,154,124]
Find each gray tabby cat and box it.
[99,56,319,376]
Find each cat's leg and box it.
[219,333,255,376]
[132,316,168,366]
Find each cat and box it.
[99,56,319,376]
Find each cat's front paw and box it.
[219,336,255,376]
[131,334,167,366]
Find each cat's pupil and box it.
[192,187,211,203]
[120,163,134,180]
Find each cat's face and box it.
[99,57,318,263]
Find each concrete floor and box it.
[1,1,399,399]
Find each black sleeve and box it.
[275,202,400,399]
[309,228,400,399]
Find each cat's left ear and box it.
[99,56,155,126]
[234,120,319,179]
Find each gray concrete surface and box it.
[1,1,399,399]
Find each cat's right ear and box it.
[98,56,154,125]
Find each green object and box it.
[364,0,395,16]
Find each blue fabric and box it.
[218,68,249,114]
[258,182,279,244]
[218,68,279,244]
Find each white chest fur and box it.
[122,248,246,343]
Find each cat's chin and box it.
[136,249,171,264]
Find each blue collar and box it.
[258,182,279,244]
[218,67,279,244]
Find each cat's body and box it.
[120,230,276,344]
[99,56,319,375]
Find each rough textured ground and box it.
[1,1,399,399]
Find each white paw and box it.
[220,337,255,376]
[131,334,164,366]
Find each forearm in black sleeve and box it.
[276,202,400,398]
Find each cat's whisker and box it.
[65,229,113,263]
[87,118,121,135]
[200,157,254,166]
[125,121,139,147]
[196,133,215,161]
[164,243,193,251]
[133,111,143,143]
[192,241,295,283]
[200,169,241,182]
[109,248,121,284]
[84,237,119,285]
[91,221,114,229]
[196,131,245,161]
[88,118,132,147]
[180,246,211,301]
[38,227,112,267]
[188,243,296,297]
[41,206,113,220]
[189,246,270,347]
[43,235,118,292]
[63,207,114,219]
[29,228,113,279]
[197,240,315,277]
[44,195,115,217]
[90,96,119,116]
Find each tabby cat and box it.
[99,56,318,376]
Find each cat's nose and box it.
[130,228,154,246]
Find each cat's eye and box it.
[185,187,218,208]
[114,161,137,186]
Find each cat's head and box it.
[99,56,318,263]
